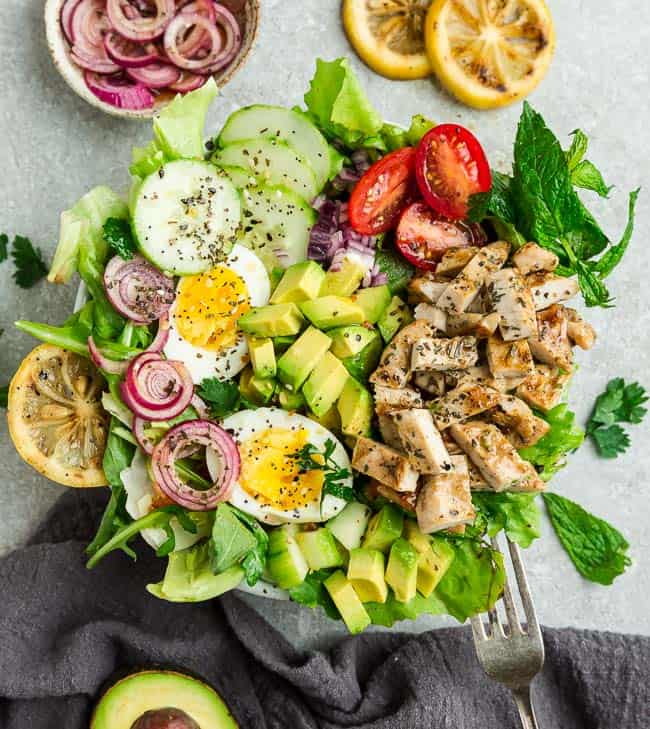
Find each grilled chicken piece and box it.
[432,383,502,430]
[437,241,511,314]
[370,320,438,389]
[374,385,423,415]
[414,371,446,397]
[475,312,500,338]
[488,395,550,448]
[487,268,537,341]
[408,273,449,304]
[565,308,597,350]
[413,303,447,332]
[528,305,573,371]
[416,455,476,534]
[436,247,479,277]
[450,421,545,492]
[392,409,453,475]
[442,430,464,455]
[516,365,571,413]
[486,334,536,380]
[445,312,483,336]
[352,437,419,492]
[467,458,492,491]
[374,481,418,514]
[411,336,479,372]
[377,414,404,451]
[527,272,580,310]
[512,242,559,275]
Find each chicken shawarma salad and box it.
[7,58,640,633]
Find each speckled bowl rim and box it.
[44,0,260,120]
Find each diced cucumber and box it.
[326,502,371,550]
[362,505,404,553]
[212,139,319,200]
[296,528,345,570]
[217,105,331,190]
[133,160,241,276]
[267,525,309,589]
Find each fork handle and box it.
[512,686,539,729]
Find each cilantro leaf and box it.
[11,235,48,288]
[103,217,136,260]
[543,493,631,585]
[291,439,355,502]
[590,424,630,458]
[587,378,646,457]
[0,233,8,263]
[198,377,241,418]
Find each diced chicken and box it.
[467,458,492,491]
[437,242,510,314]
[408,273,449,304]
[486,334,536,380]
[414,371,446,397]
[432,383,502,430]
[446,524,467,535]
[445,312,483,336]
[416,455,476,534]
[414,303,447,332]
[512,242,559,275]
[411,336,479,372]
[447,364,493,387]
[374,385,423,415]
[527,272,580,310]
[528,304,573,371]
[442,430,464,455]
[487,268,538,341]
[352,437,419,493]
[516,365,571,413]
[450,421,545,492]
[374,481,418,514]
[475,312,500,338]
[391,409,453,475]
[488,395,550,448]
[436,247,479,277]
[377,414,404,451]
[370,320,438,389]
[565,308,597,350]
[467,288,489,314]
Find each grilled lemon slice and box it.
[343,0,434,80]
[425,0,555,109]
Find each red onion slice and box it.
[163,13,225,71]
[73,46,121,74]
[152,420,240,511]
[106,0,176,41]
[133,416,156,455]
[126,62,181,88]
[87,335,129,375]
[199,4,242,74]
[168,70,207,92]
[177,0,216,57]
[104,31,160,68]
[84,71,156,109]
[72,0,112,49]
[190,393,210,419]
[61,0,82,43]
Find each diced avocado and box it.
[277,326,332,391]
[239,366,260,405]
[278,386,306,411]
[267,525,309,589]
[337,378,373,438]
[377,295,413,343]
[320,257,366,297]
[353,285,391,323]
[273,335,296,353]
[296,528,345,570]
[330,326,379,358]
[362,504,404,553]
[270,260,326,303]
[385,538,419,603]
[269,266,285,292]
[326,502,371,550]
[300,296,366,329]
[249,375,276,404]
[404,522,456,597]
[246,336,276,378]
[324,570,371,634]
[308,404,341,432]
[347,548,388,603]
[341,335,383,383]
[302,351,349,417]
[238,303,305,337]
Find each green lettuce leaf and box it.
[289,569,339,619]
[210,504,257,574]
[365,589,447,627]
[472,493,541,548]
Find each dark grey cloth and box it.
[0,490,647,729]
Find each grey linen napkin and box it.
[0,490,647,729]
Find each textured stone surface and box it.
[0,0,648,646]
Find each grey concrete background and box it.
[1,0,648,646]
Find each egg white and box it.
[163,244,270,384]
[209,408,351,525]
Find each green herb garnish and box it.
[291,438,355,502]
[587,378,647,457]
[103,217,136,260]
[10,234,48,288]
[197,377,241,418]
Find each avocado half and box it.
[91,670,238,729]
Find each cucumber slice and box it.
[133,160,241,276]
[218,105,331,190]
[326,502,371,551]
[267,525,309,589]
[212,139,319,200]
[219,164,258,190]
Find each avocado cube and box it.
[320,257,366,296]
[248,375,276,404]
[296,528,345,570]
[347,548,388,603]
[273,335,296,354]
[385,538,419,603]
[269,266,285,291]
[302,351,349,417]
[246,336,276,378]
[405,521,457,597]
[267,525,309,589]
[324,570,371,634]
[330,326,379,359]
[278,386,306,411]
[337,378,373,438]
[353,285,391,323]
[300,296,366,329]
[277,326,332,391]
[362,504,404,553]
[270,261,326,304]
[341,336,383,383]
[377,295,413,343]
[308,404,341,433]
[238,303,305,337]
[239,366,259,405]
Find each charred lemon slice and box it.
[424,0,555,109]
[343,0,434,80]
[7,344,109,487]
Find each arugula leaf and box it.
[198,377,241,418]
[289,569,339,619]
[0,233,8,262]
[543,493,631,585]
[11,235,48,288]
[291,439,355,502]
[103,217,136,260]
[586,378,647,457]
[210,504,257,574]
[472,493,541,548]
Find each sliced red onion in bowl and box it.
[73,45,121,74]
[163,13,224,71]
[84,71,156,109]
[104,31,160,68]
[190,393,210,419]
[72,0,112,49]
[168,70,207,92]
[199,4,242,73]
[177,0,216,57]
[61,0,82,43]
[106,0,175,41]
[126,62,181,88]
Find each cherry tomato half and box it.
[349,147,417,235]
[415,124,491,220]
[396,202,484,270]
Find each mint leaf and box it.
[565,129,589,170]
[592,189,640,279]
[591,424,630,458]
[11,235,48,288]
[571,160,613,198]
[103,217,136,260]
[198,377,241,418]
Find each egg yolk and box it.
[239,428,324,512]
[175,266,250,351]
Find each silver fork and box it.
[470,535,545,729]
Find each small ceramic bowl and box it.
[44,0,259,120]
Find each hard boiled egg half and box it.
[209,408,351,524]
[163,244,270,383]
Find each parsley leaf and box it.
[0,233,8,263]
[543,493,631,585]
[587,378,647,457]
[11,235,48,288]
[103,217,136,260]
[590,424,630,458]
[198,377,241,418]
[291,439,355,502]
